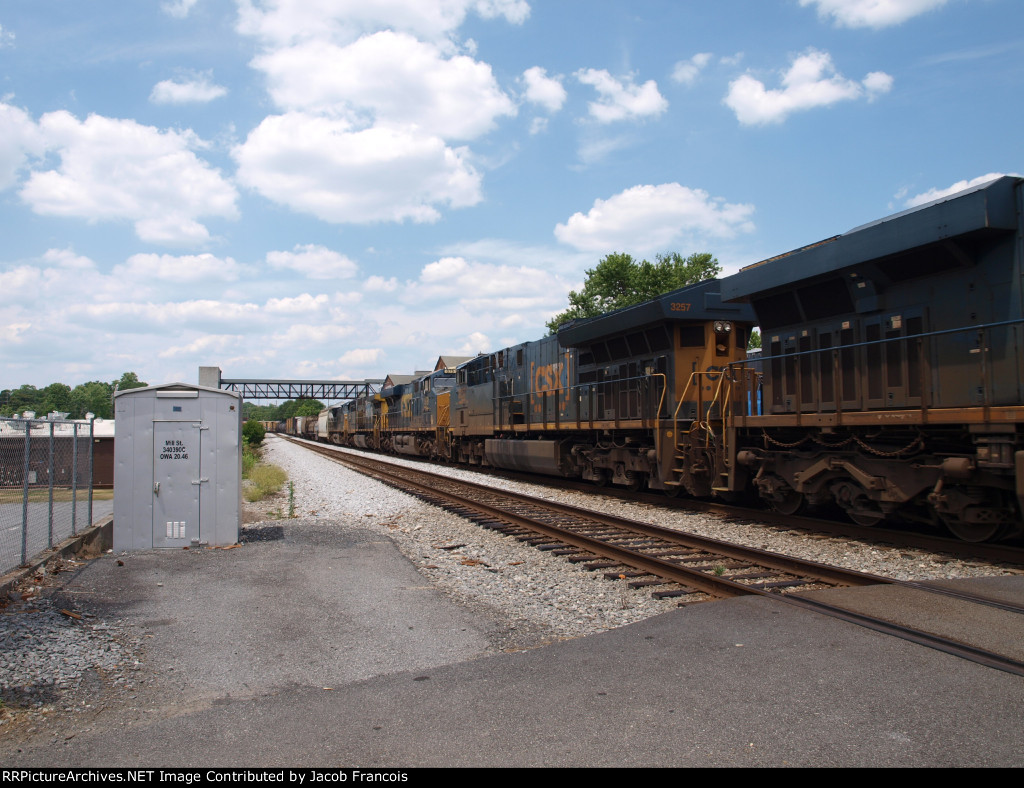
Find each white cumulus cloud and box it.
[114,253,243,283]
[267,244,359,279]
[452,331,491,356]
[19,111,238,245]
[365,275,399,292]
[150,75,228,105]
[800,0,949,28]
[672,53,713,86]
[233,112,482,224]
[264,293,331,314]
[162,0,201,18]
[338,348,384,366]
[272,323,356,346]
[236,2,527,229]
[159,335,243,359]
[724,49,892,125]
[405,256,572,311]
[521,67,567,112]
[235,0,529,47]
[253,31,515,140]
[575,69,668,123]
[555,183,755,253]
[0,102,44,190]
[904,173,1020,208]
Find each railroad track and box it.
[331,444,1024,565]
[281,436,1024,676]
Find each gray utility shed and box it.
[114,383,242,550]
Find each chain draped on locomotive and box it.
[297,176,1024,542]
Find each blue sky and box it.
[1,0,1021,391]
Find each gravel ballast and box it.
[263,436,1022,631]
[256,437,686,641]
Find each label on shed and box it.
[159,439,191,461]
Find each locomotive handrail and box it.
[732,317,1024,365]
[728,317,1024,423]
[493,372,666,432]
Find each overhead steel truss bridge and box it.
[218,379,383,401]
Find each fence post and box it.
[48,421,55,548]
[71,422,79,536]
[21,421,30,566]
[88,419,94,529]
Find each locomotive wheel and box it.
[941,517,1012,544]
[847,510,884,527]
[663,485,681,498]
[832,481,883,527]
[771,489,805,516]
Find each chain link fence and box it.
[0,417,108,576]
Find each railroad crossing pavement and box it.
[2,517,1022,768]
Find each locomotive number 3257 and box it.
[669,302,692,312]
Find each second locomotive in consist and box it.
[292,176,1024,542]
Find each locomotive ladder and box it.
[667,366,758,494]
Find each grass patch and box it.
[242,444,260,477]
[0,488,114,504]
[243,463,288,503]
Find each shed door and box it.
[153,421,202,547]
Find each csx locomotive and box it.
[290,175,1024,542]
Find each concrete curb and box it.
[0,515,113,599]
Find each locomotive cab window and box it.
[679,325,705,347]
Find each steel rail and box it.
[770,593,1024,677]
[297,439,883,596]
[366,457,884,590]
[284,437,1024,677]
[325,450,746,598]
[464,463,1024,565]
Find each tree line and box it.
[0,372,147,419]
[242,400,326,422]
[1,373,328,423]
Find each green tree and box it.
[8,384,41,415]
[114,371,147,392]
[40,383,73,416]
[276,399,325,419]
[546,251,721,334]
[747,329,762,351]
[70,381,114,419]
[242,420,266,447]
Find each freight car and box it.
[721,175,1024,542]
[304,175,1023,542]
